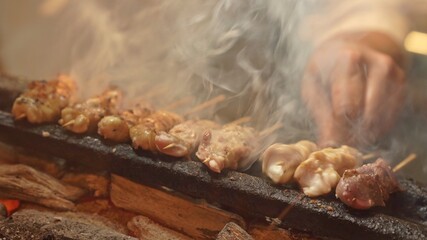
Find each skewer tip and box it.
[162,143,176,150]
[392,153,417,172]
[15,114,26,120]
[62,120,75,127]
[208,160,221,173]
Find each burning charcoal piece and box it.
[336,158,401,210]
[0,203,7,218]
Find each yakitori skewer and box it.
[59,89,122,133]
[12,75,76,124]
[183,95,226,117]
[130,95,226,152]
[97,101,154,142]
[336,153,416,209]
[294,146,363,197]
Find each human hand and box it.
[302,32,406,147]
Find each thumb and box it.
[302,72,347,148]
[317,117,347,148]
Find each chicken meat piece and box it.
[130,111,183,151]
[59,89,122,133]
[154,120,220,157]
[294,145,362,197]
[12,75,76,124]
[97,115,131,143]
[196,125,258,173]
[261,141,318,184]
[98,103,154,142]
[336,158,400,209]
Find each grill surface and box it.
[0,111,426,239]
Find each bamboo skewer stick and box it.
[162,143,177,150]
[15,114,26,120]
[143,84,169,100]
[225,116,251,126]
[61,120,75,127]
[362,152,379,161]
[260,194,304,240]
[163,96,193,111]
[183,95,226,116]
[259,122,283,137]
[393,153,417,173]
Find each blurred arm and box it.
[302,0,410,48]
[300,0,411,147]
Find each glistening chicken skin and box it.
[261,141,318,184]
[130,111,183,151]
[294,145,362,197]
[196,125,258,173]
[59,89,122,134]
[98,103,154,142]
[154,119,220,157]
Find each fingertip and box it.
[317,119,354,148]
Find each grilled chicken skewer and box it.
[98,95,194,144]
[261,141,318,184]
[154,117,250,158]
[335,158,400,209]
[59,89,122,133]
[131,95,225,153]
[154,119,221,157]
[196,124,258,173]
[97,102,154,142]
[12,75,76,124]
[294,145,362,197]
[130,111,183,151]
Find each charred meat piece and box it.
[59,89,122,134]
[98,103,154,142]
[130,111,183,151]
[154,119,220,157]
[336,158,400,210]
[196,125,258,173]
[261,141,318,184]
[294,146,362,197]
[12,75,76,124]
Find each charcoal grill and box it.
[0,77,426,240]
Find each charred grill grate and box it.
[0,111,426,239]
